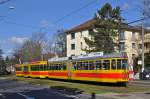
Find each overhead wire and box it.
[1,0,149,30]
[54,0,98,24]
[1,0,98,30]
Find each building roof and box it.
[65,19,150,34]
[65,19,96,33]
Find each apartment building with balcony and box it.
[65,19,150,72]
[144,33,150,53]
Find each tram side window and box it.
[51,64,54,70]
[95,60,101,70]
[23,66,28,72]
[58,64,60,70]
[122,59,128,70]
[51,65,54,70]
[56,64,59,70]
[77,62,81,70]
[62,64,66,70]
[58,64,61,70]
[102,60,110,70]
[89,61,95,70]
[111,60,116,70]
[35,65,39,71]
[31,66,34,71]
[56,64,58,70]
[39,65,43,71]
[31,66,36,71]
[48,64,52,70]
[43,64,47,71]
[72,62,77,70]
[83,62,89,70]
[117,59,122,69]
[16,67,21,71]
[80,62,84,70]
[53,64,56,70]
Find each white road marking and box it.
[51,91,81,99]
[17,93,35,99]
[0,93,3,96]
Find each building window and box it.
[81,32,83,38]
[71,33,75,39]
[132,54,136,59]
[119,31,125,40]
[138,44,142,49]
[81,42,83,49]
[119,42,125,50]
[71,44,75,50]
[132,43,136,48]
[144,43,150,49]
[88,29,93,35]
[132,32,136,41]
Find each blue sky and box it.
[0,0,142,57]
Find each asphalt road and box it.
[0,77,109,99]
[129,80,150,87]
[1,76,150,99]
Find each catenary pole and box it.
[141,1,146,72]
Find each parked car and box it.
[140,70,150,80]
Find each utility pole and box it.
[141,1,146,72]
[141,16,145,72]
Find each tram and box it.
[15,52,129,85]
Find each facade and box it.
[144,33,150,53]
[65,19,150,78]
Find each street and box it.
[0,77,108,99]
[0,76,150,99]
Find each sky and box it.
[0,0,142,57]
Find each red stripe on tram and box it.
[48,72,68,76]
[75,73,123,79]
[31,72,48,75]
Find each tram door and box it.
[67,61,72,80]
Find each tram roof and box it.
[48,57,69,62]
[71,53,127,61]
[48,52,127,62]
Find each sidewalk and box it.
[97,92,150,99]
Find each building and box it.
[144,33,150,53]
[65,19,150,78]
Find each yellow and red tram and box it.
[15,64,23,77]
[15,53,129,85]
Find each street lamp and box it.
[9,6,15,10]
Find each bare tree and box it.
[140,0,150,26]
[13,32,47,62]
[54,30,67,57]
[42,41,56,60]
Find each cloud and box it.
[39,20,58,29]
[122,2,130,10]
[40,20,50,28]
[2,49,13,58]
[9,36,28,45]
[0,40,6,45]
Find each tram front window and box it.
[117,59,128,70]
